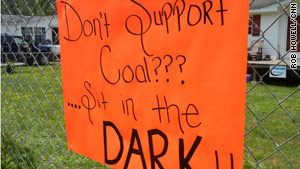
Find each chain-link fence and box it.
[1,0,299,168]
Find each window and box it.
[34,27,46,44]
[248,17,253,34]
[21,27,33,42]
[52,28,59,45]
[14,37,28,45]
[21,27,46,43]
[248,15,261,36]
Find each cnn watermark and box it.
[290,3,297,69]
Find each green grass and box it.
[244,83,300,169]
[1,64,299,168]
[1,64,109,168]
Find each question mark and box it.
[152,57,162,82]
[163,55,173,73]
[176,55,186,85]
[176,55,186,73]
[163,55,173,82]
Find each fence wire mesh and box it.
[1,0,300,168]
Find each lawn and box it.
[244,83,300,169]
[1,64,299,168]
[1,64,109,168]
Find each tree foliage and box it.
[1,0,57,16]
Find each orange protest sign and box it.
[56,0,249,168]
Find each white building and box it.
[249,0,300,59]
[1,15,59,44]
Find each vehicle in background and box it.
[31,39,57,65]
[1,33,56,65]
[1,34,31,64]
[37,39,60,58]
